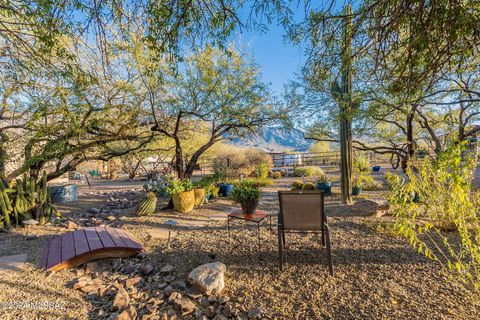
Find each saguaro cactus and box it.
[331,4,354,204]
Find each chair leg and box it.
[277,225,283,271]
[321,228,325,247]
[282,230,286,246]
[325,227,333,276]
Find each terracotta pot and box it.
[194,188,206,206]
[172,190,195,213]
[241,200,259,215]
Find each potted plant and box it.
[352,175,363,196]
[231,181,261,215]
[316,175,332,195]
[166,179,195,213]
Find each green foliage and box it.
[351,175,363,188]
[136,192,157,216]
[272,171,282,179]
[302,182,316,190]
[231,181,261,203]
[0,171,58,228]
[386,143,480,290]
[354,155,370,174]
[255,162,269,179]
[308,141,331,153]
[165,178,193,195]
[213,146,272,179]
[240,178,272,188]
[362,175,383,191]
[293,166,325,177]
[144,175,174,197]
[316,174,331,184]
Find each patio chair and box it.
[277,190,333,275]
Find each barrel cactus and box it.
[291,180,304,190]
[136,192,157,216]
[302,182,316,190]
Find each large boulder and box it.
[188,262,226,295]
[352,199,390,217]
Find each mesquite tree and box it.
[151,46,281,179]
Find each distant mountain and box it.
[228,127,313,152]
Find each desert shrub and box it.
[272,171,282,179]
[291,180,304,190]
[362,175,383,191]
[241,177,272,188]
[213,146,272,179]
[293,166,325,177]
[354,155,370,174]
[302,182,316,190]
[255,161,269,178]
[386,143,480,290]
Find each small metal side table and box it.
[227,209,272,251]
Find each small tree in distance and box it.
[152,46,283,179]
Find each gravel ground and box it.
[0,175,479,319]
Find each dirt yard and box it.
[0,173,479,319]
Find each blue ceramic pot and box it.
[352,186,362,196]
[49,184,78,203]
[316,182,332,195]
[372,166,381,172]
[218,183,234,197]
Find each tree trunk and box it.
[174,138,185,179]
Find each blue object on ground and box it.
[316,182,332,195]
[48,184,78,203]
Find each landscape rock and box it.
[188,262,226,295]
[160,264,174,274]
[115,305,137,320]
[142,263,155,274]
[67,220,78,230]
[112,286,130,310]
[174,297,195,317]
[247,306,263,319]
[352,199,390,216]
[125,276,143,289]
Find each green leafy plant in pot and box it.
[231,181,261,215]
[316,174,332,195]
[166,179,195,213]
[352,175,364,196]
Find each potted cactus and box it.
[167,179,195,213]
[231,181,261,215]
[316,175,332,195]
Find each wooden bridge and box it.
[39,226,143,272]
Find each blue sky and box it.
[232,24,306,95]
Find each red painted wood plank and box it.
[84,228,104,251]
[46,236,62,269]
[114,228,142,250]
[39,238,50,269]
[61,231,76,262]
[96,227,116,248]
[73,229,90,256]
[106,227,129,249]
